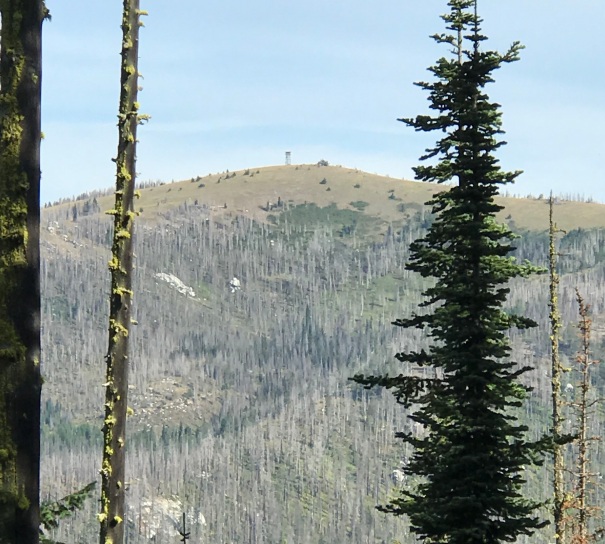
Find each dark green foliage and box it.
[41,401,103,450]
[268,203,375,242]
[40,482,96,543]
[349,201,369,211]
[352,2,549,542]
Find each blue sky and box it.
[42,1,604,203]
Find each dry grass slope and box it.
[62,164,605,232]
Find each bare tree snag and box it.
[549,193,566,544]
[570,290,601,544]
[99,1,145,543]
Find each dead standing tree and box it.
[99,1,146,543]
[568,291,602,544]
[549,194,566,544]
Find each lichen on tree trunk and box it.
[549,194,566,544]
[0,1,44,542]
[99,2,144,544]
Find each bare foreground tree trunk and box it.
[0,1,44,542]
[99,1,143,543]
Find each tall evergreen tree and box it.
[99,1,145,543]
[0,2,46,542]
[353,2,547,542]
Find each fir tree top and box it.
[404,0,523,192]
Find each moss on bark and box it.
[0,1,44,542]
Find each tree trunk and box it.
[549,194,565,544]
[0,1,44,543]
[573,290,592,544]
[99,1,143,543]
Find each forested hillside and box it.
[40,166,605,543]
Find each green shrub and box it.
[349,201,369,211]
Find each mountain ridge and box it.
[49,163,605,233]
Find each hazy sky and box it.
[42,1,604,203]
